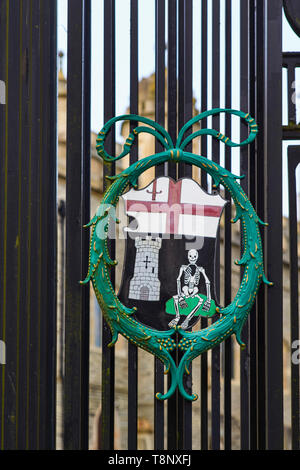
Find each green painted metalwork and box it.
[81,108,272,401]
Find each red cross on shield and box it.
[118,177,227,331]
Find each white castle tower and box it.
[129,236,162,301]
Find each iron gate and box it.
[0,0,299,451]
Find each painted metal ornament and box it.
[81,108,272,401]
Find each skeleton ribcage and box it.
[184,266,200,285]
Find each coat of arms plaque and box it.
[81,109,272,401]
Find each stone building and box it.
[56,63,300,450]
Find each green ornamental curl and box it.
[81,108,272,401]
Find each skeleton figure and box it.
[168,249,211,330]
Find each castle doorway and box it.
[140,286,149,301]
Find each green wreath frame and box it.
[81,108,272,401]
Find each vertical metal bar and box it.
[167,0,178,450]
[58,201,66,384]
[101,0,116,451]
[128,0,138,451]
[248,0,258,450]
[82,0,91,449]
[200,0,208,451]
[223,0,232,450]
[0,0,21,449]
[263,0,284,450]
[155,0,166,176]
[27,1,41,448]
[178,0,193,179]
[288,147,300,450]
[64,0,91,450]
[240,0,250,451]
[127,343,138,450]
[45,1,58,449]
[200,0,208,190]
[167,0,177,180]
[178,0,193,450]
[211,0,221,451]
[167,0,177,174]
[154,0,165,451]
[0,0,57,450]
[42,0,57,440]
[255,0,266,449]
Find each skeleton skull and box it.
[188,249,198,264]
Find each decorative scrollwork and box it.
[95,108,258,162]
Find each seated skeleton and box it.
[168,249,211,330]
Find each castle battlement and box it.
[135,235,162,250]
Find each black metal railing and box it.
[63,0,91,450]
[0,0,57,449]
[1,0,298,451]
